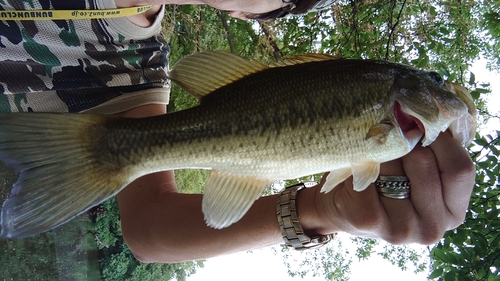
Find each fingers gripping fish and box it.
[0,51,477,238]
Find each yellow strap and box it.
[0,5,154,20]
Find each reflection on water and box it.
[0,161,102,280]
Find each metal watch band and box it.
[277,182,334,250]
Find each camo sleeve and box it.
[0,0,170,114]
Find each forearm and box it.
[117,173,280,263]
[117,171,335,263]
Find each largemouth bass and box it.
[0,51,476,238]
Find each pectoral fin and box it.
[366,123,393,144]
[351,162,380,191]
[321,167,352,193]
[202,171,272,229]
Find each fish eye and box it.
[428,72,444,85]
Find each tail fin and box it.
[0,113,131,238]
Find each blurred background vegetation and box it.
[1,0,499,280]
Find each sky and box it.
[471,59,500,133]
[186,61,500,281]
[186,234,429,281]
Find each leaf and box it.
[458,270,474,281]
[477,267,487,279]
[449,252,466,266]
[431,248,449,263]
[429,6,437,16]
[470,90,481,100]
[476,88,491,94]
[469,71,476,85]
[429,268,444,279]
[471,232,489,253]
[460,246,477,262]
[451,228,468,245]
[444,271,457,281]
[474,137,489,146]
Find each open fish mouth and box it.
[393,101,425,150]
[395,80,477,147]
[394,101,424,133]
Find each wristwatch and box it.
[276,182,334,250]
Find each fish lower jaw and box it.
[418,113,458,146]
[403,128,425,150]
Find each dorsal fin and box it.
[167,51,268,99]
[270,53,343,67]
[168,51,343,99]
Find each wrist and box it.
[296,183,340,236]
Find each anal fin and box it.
[202,171,272,229]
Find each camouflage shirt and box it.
[0,0,170,114]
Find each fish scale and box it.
[108,60,385,164]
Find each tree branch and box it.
[470,134,500,161]
[385,0,407,61]
[469,193,500,210]
[215,10,236,53]
[259,22,282,61]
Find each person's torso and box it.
[0,0,170,113]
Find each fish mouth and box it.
[394,101,424,133]
[393,81,476,148]
[393,101,425,149]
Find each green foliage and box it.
[0,233,59,280]
[351,237,378,261]
[175,169,210,194]
[278,240,352,281]
[95,198,122,250]
[1,162,100,281]
[378,243,428,273]
[0,218,101,281]
[99,239,203,281]
[278,235,430,281]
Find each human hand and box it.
[314,131,475,244]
